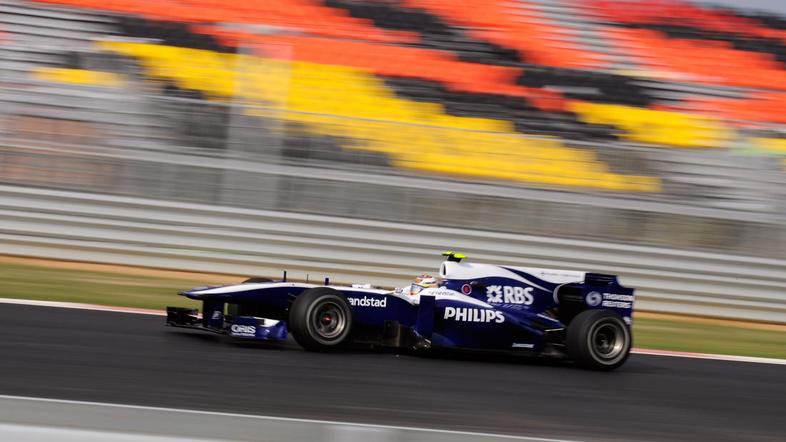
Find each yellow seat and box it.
[99,41,660,192]
[570,102,732,148]
[751,138,786,155]
[32,67,123,87]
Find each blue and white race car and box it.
[167,252,635,370]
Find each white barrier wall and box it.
[0,185,784,323]
[0,396,546,442]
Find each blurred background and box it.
[2,0,786,252]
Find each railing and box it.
[1,185,784,323]
[2,49,786,259]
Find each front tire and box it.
[289,288,352,351]
[567,310,631,370]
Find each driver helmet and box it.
[410,274,437,295]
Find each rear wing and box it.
[557,273,635,325]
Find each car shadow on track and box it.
[417,347,573,369]
[163,328,661,373]
[164,327,300,351]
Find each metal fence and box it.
[1,185,784,323]
[2,11,786,261]
[2,90,785,259]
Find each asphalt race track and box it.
[0,304,784,441]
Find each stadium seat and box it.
[33,0,409,43]
[587,0,786,41]
[678,93,786,126]
[603,27,786,90]
[751,138,786,155]
[98,41,659,191]
[32,67,124,87]
[401,0,601,68]
[569,102,732,148]
[25,0,786,183]
[204,31,540,102]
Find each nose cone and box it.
[179,284,230,298]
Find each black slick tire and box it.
[567,309,631,371]
[289,288,352,351]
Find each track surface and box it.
[0,304,784,441]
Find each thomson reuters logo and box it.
[585,291,602,307]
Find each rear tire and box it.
[289,288,352,351]
[567,310,631,370]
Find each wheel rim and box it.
[309,300,347,341]
[589,320,626,362]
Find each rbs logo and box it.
[486,286,534,305]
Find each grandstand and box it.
[1,0,785,257]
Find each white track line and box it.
[0,395,582,442]
[0,297,165,316]
[0,423,220,442]
[2,297,784,365]
[630,348,786,365]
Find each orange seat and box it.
[604,27,786,90]
[32,0,410,43]
[587,0,786,43]
[198,29,568,111]
[679,92,786,125]
[402,0,601,69]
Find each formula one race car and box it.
[166,252,635,370]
